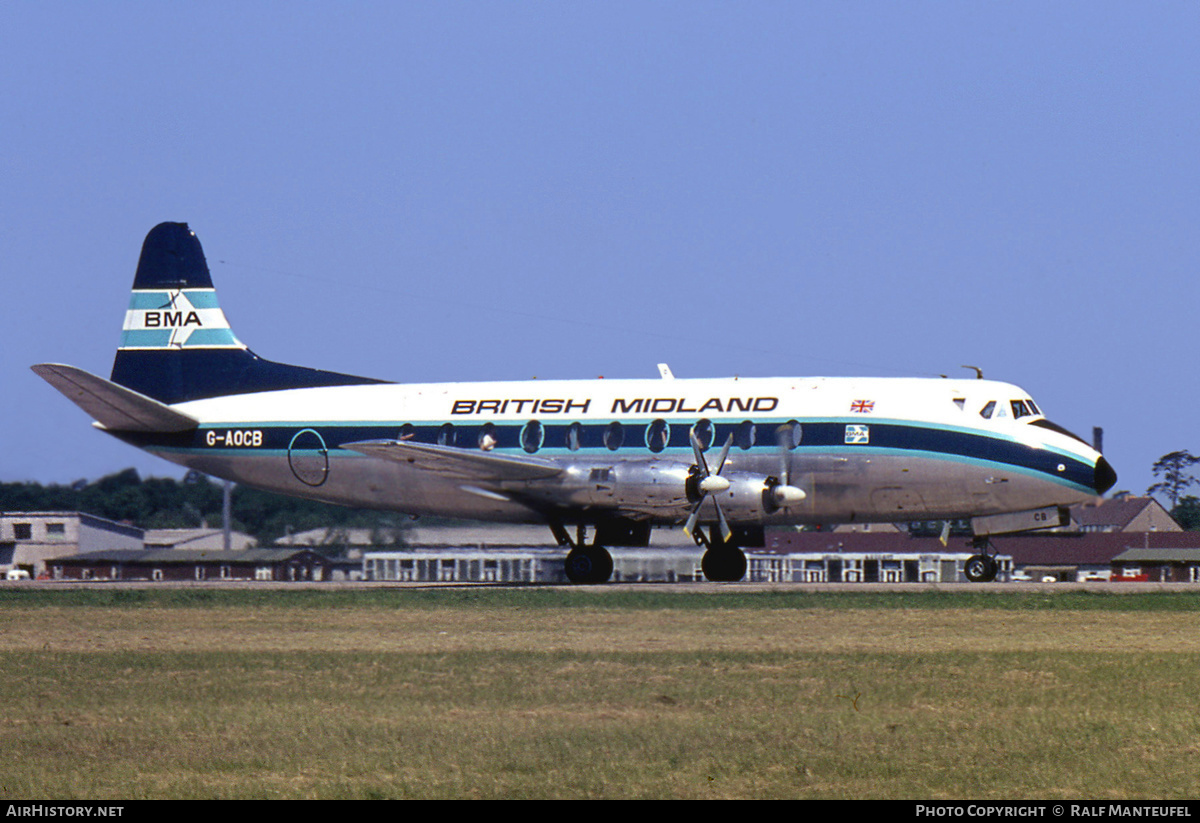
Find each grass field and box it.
[1,587,1198,799]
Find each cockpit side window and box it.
[1011,400,1031,419]
[1025,398,1041,416]
[979,401,996,420]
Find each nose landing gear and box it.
[964,537,999,583]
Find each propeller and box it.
[684,432,733,542]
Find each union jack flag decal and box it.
[850,400,875,413]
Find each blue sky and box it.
[4,2,1198,502]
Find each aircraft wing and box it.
[31,363,199,433]
[341,439,564,481]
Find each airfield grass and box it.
[1,588,1199,799]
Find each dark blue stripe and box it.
[115,419,1097,491]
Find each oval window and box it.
[691,418,714,451]
[736,420,756,451]
[565,422,584,451]
[776,420,802,451]
[645,419,670,453]
[604,421,625,451]
[521,420,544,454]
[438,423,456,447]
[478,422,497,451]
[398,423,415,441]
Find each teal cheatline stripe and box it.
[119,329,173,347]
[183,329,240,347]
[128,292,171,309]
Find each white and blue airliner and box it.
[34,223,1117,583]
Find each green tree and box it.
[1171,496,1200,531]
[1147,450,1200,509]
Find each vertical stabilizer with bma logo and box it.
[110,222,386,405]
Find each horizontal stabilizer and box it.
[341,439,563,481]
[31,363,198,433]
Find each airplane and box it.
[33,223,1117,583]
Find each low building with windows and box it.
[364,545,707,583]
[47,548,331,582]
[760,532,1009,582]
[0,512,143,577]
[1110,546,1200,583]
[361,523,705,583]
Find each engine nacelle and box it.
[527,461,804,523]
[564,461,694,513]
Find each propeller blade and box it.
[713,433,733,476]
[690,431,710,476]
[714,500,733,544]
[683,500,703,538]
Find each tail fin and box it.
[110,223,387,404]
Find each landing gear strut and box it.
[964,537,999,583]
[693,526,747,582]
[552,523,614,584]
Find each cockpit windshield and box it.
[979,399,1042,421]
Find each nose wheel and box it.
[964,538,999,583]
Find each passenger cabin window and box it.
[776,421,802,451]
[398,423,415,441]
[604,421,624,451]
[438,423,456,447]
[521,420,544,454]
[691,419,714,451]
[736,420,756,450]
[566,422,584,451]
[646,419,670,453]
[478,422,497,451]
[979,401,996,420]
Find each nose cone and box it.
[1094,456,1118,495]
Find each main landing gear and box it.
[692,526,747,583]
[964,536,999,583]
[551,523,615,584]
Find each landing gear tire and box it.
[564,545,614,584]
[964,553,998,583]
[702,546,747,582]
